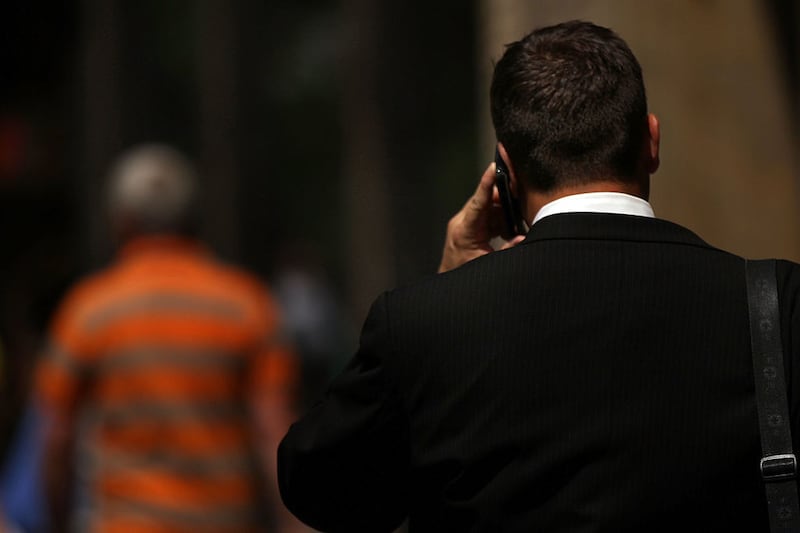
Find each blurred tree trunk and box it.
[478,0,800,261]
[197,0,241,261]
[80,0,123,265]
[340,1,476,326]
[341,0,395,325]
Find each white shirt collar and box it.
[532,192,654,225]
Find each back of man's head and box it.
[106,143,198,242]
[490,20,648,192]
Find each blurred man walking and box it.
[36,144,306,532]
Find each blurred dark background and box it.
[1,0,800,476]
[0,0,479,447]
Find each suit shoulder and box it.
[383,250,514,314]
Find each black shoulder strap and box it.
[746,259,800,532]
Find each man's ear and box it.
[646,113,660,174]
[497,142,521,195]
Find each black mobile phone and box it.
[494,148,526,236]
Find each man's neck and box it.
[525,180,648,223]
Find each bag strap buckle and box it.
[761,454,797,482]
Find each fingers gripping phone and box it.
[494,148,527,236]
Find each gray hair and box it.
[106,144,198,236]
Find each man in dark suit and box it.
[278,20,800,532]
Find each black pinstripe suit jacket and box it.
[278,213,800,532]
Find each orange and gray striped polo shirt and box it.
[36,236,298,533]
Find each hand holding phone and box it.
[439,161,527,272]
[494,148,527,237]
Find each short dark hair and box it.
[490,20,648,191]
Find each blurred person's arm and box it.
[248,294,313,533]
[34,289,94,533]
[40,402,75,533]
[438,162,525,273]
[37,353,81,533]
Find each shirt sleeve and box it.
[35,288,97,417]
[277,292,410,532]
